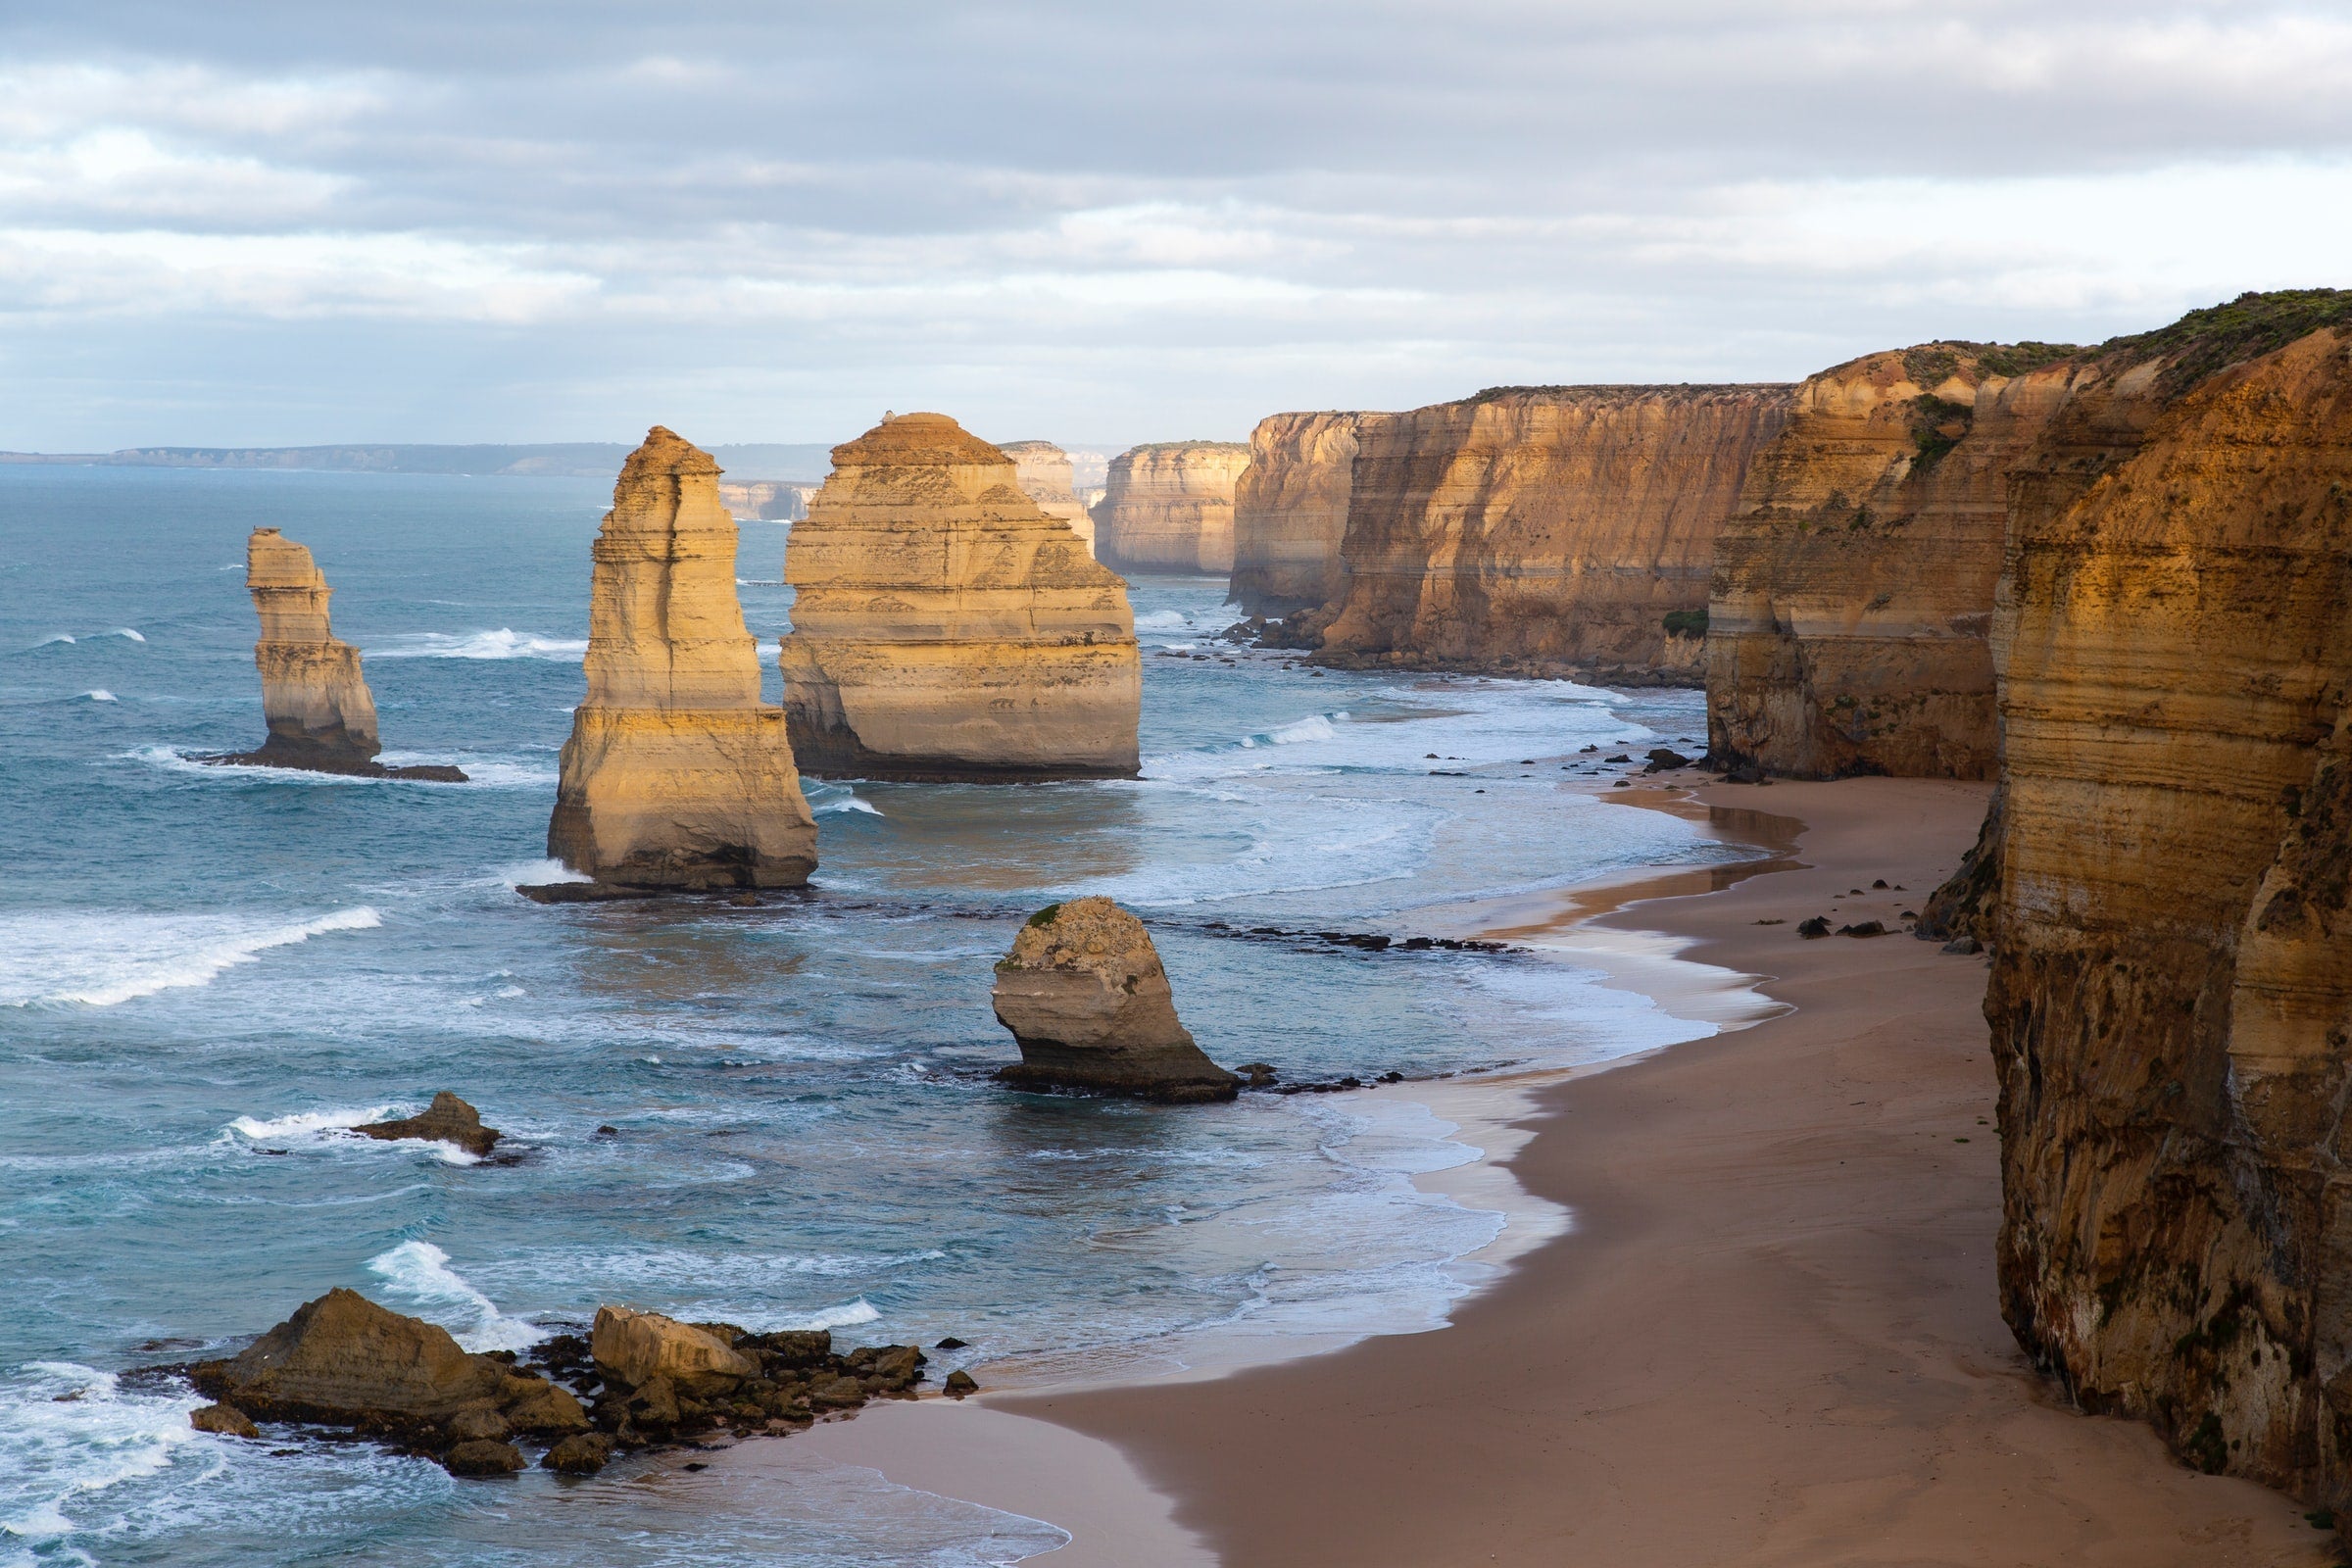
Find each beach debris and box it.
[991,898,1240,1102]
[944,1370,979,1398]
[355,1092,502,1158]
[1796,916,1832,938]
[189,1402,260,1439]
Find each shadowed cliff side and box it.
[1312,385,1793,682]
[1091,442,1251,575]
[1228,411,1385,618]
[1977,292,2352,1516]
[779,414,1141,782]
[546,426,815,890]
[1705,341,2081,779]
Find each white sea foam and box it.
[815,795,882,816]
[0,1363,210,1556]
[109,628,146,643]
[0,906,382,1008]
[81,690,115,703]
[226,1104,397,1142]
[36,633,74,646]
[771,1298,882,1332]
[368,628,585,661]
[1134,610,1195,631]
[498,858,591,886]
[366,1241,546,1351]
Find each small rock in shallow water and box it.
[935,1337,968,1350]
[443,1439,525,1477]
[190,1402,260,1439]
[944,1370,979,1398]
[545,1431,618,1474]
[354,1092,501,1158]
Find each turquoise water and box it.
[0,466,1729,1565]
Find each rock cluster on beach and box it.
[1228,411,1383,618]
[991,897,1239,1102]
[778,413,1142,782]
[1091,441,1252,575]
[543,427,816,892]
[997,440,1098,555]
[214,529,466,781]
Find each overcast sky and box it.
[3,1,2349,451]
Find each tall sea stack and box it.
[1229,412,1382,618]
[779,414,1141,782]
[1091,442,1251,575]
[546,426,815,890]
[992,898,1239,1102]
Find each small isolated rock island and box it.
[211,528,466,780]
[992,897,1239,1102]
[354,1092,502,1158]
[539,427,817,895]
[779,413,1142,782]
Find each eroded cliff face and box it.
[1229,412,1381,617]
[1313,386,1792,679]
[1982,301,2352,1506]
[779,413,1141,781]
[1706,342,2082,778]
[998,440,1097,556]
[1091,442,1251,575]
[242,528,382,769]
[548,426,816,889]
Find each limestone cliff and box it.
[992,897,1238,1102]
[1313,386,1793,679]
[779,414,1141,782]
[718,480,813,522]
[1229,412,1382,617]
[220,529,465,780]
[1091,442,1251,575]
[547,426,816,889]
[1979,291,2352,1508]
[998,440,1097,555]
[1706,342,2082,778]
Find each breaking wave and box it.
[368,629,585,661]
[0,906,383,1007]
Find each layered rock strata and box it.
[1313,386,1793,680]
[991,897,1239,1102]
[1229,411,1381,617]
[546,427,816,890]
[1091,441,1251,574]
[998,440,1098,555]
[218,529,465,780]
[1706,342,2081,778]
[779,414,1141,782]
[1977,293,2352,1509]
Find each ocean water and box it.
[0,466,1736,1566]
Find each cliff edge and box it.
[1229,411,1382,618]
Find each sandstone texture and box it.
[779,413,1141,782]
[547,427,816,890]
[1092,441,1251,575]
[191,1287,510,1426]
[991,897,1239,1102]
[355,1092,502,1158]
[1229,412,1383,617]
[1313,386,1792,680]
[998,440,1098,555]
[1706,342,2081,779]
[590,1306,758,1396]
[1973,292,2352,1510]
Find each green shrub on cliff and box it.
[2104,288,2352,396]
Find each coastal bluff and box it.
[1312,385,1793,681]
[998,440,1097,555]
[779,414,1142,782]
[544,426,815,891]
[992,898,1239,1102]
[1229,411,1383,618]
[1092,441,1251,575]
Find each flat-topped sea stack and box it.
[1312,386,1793,682]
[215,530,466,781]
[992,898,1238,1102]
[1091,441,1251,574]
[1229,411,1383,617]
[998,440,1098,555]
[778,414,1141,782]
[1706,342,2080,779]
[543,427,816,891]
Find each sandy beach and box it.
[777,776,2333,1566]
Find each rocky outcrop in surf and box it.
[355,1093,502,1158]
[998,440,1098,555]
[1705,342,2080,779]
[213,529,466,781]
[779,414,1141,782]
[992,897,1239,1102]
[1312,386,1792,681]
[1091,441,1251,575]
[1972,292,2352,1508]
[1229,412,1382,617]
[544,427,816,891]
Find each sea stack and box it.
[1091,442,1251,575]
[544,427,816,891]
[220,530,466,780]
[998,440,1098,555]
[992,898,1238,1102]
[779,413,1141,782]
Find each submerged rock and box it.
[190,1288,508,1426]
[354,1092,501,1158]
[991,898,1239,1102]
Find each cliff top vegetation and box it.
[2100,288,2352,395]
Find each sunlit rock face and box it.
[779,413,1141,782]
[1229,412,1383,618]
[1978,295,2352,1503]
[1091,442,1251,575]
[998,440,1097,556]
[1706,342,2082,779]
[242,528,384,769]
[1313,386,1792,680]
[548,426,816,889]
